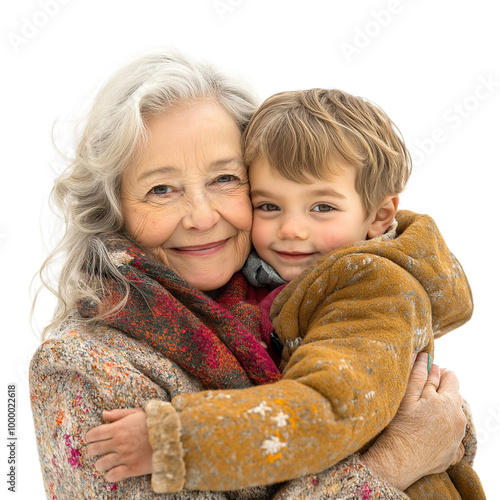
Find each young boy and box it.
[239,88,482,496]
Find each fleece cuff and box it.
[145,400,185,493]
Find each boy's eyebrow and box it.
[250,188,279,198]
[310,188,347,199]
[250,187,347,199]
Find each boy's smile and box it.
[249,156,381,281]
[272,250,320,272]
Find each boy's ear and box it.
[367,195,399,239]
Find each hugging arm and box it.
[359,356,466,491]
[273,353,467,499]
[86,353,469,499]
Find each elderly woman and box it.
[30,49,479,499]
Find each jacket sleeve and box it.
[29,331,171,499]
[147,255,435,492]
[147,402,409,499]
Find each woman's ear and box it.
[367,195,399,239]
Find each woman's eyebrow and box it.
[137,159,244,182]
[209,158,245,170]
[137,166,179,182]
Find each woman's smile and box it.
[170,239,229,256]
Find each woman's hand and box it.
[360,353,466,491]
[85,408,153,482]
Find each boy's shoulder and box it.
[312,210,445,271]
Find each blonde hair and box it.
[37,48,259,338]
[243,88,411,216]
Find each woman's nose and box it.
[277,215,309,240]
[182,193,221,231]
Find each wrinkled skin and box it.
[360,352,466,491]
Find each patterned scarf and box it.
[78,234,282,391]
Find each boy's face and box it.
[249,157,373,281]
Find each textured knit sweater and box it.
[30,211,476,498]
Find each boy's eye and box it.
[150,185,173,195]
[257,203,280,212]
[312,204,335,212]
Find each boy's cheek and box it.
[250,218,271,250]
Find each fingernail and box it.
[427,353,433,373]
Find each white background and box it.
[1,0,499,498]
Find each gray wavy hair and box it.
[37,48,259,339]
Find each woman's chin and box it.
[187,271,235,293]
[162,237,250,291]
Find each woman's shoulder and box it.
[31,322,139,372]
[30,320,203,398]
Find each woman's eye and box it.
[312,204,335,212]
[216,174,237,183]
[150,185,173,195]
[257,203,280,212]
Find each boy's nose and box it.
[277,215,309,240]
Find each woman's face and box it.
[121,100,252,292]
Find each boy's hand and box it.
[85,408,153,482]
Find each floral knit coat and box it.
[30,211,478,499]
